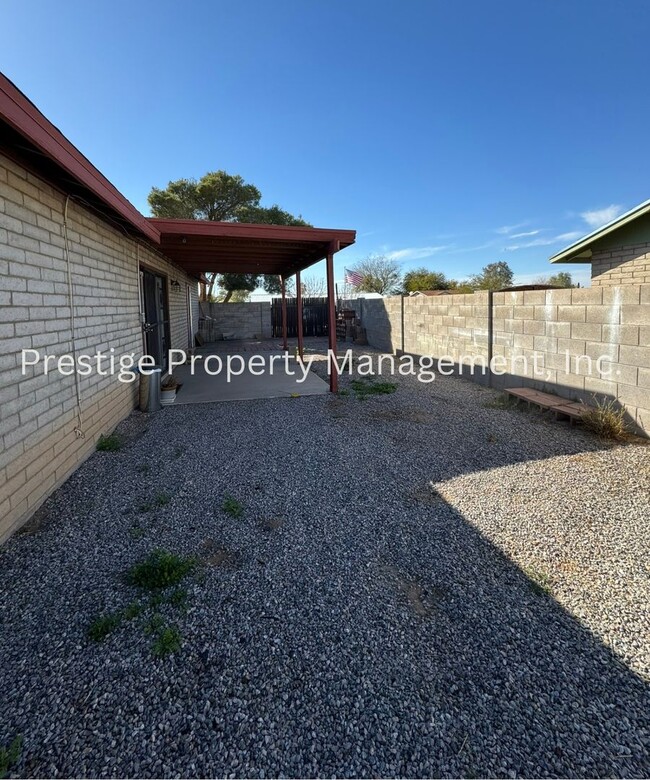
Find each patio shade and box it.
[148,218,356,278]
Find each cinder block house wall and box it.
[591,244,650,286]
[0,152,196,541]
[351,287,650,435]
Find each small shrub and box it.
[126,549,195,590]
[222,494,244,518]
[582,398,629,441]
[88,611,122,642]
[0,735,22,779]
[96,433,122,452]
[350,379,397,400]
[152,625,182,657]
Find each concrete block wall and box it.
[591,243,650,286]
[199,301,272,340]
[350,287,650,435]
[0,152,197,541]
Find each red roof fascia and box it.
[148,218,355,248]
[0,73,160,244]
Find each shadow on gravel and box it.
[372,498,650,778]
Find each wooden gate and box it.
[271,297,329,337]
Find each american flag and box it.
[344,268,363,287]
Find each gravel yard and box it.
[1,344,649,778]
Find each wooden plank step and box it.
[505,388,566,409]
[551,401,590,419]
[505,387,590,420]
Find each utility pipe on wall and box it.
[63,195,85,439]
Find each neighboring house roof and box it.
[0,73,160,243]
[409,290,451,296]
[497,284,561,292]
[549,199,650,264]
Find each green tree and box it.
[238,204,309,227]
[469,261,514,290]
[351,255,402,295]
[217,274,260,303]
[402,267,449,293]
[535,272,574,288]
[148,171,309,300]
[447,280,475,294]
[148,171,261,221]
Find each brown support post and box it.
[296,270,304,360]
[326,243,338,393]
[281,276,288,352]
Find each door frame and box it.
[139,264,172,371]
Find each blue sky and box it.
[3,0,650,289]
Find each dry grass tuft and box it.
[582,398,629,441]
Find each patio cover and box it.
[147,218,355,278]
[148,219,356,392]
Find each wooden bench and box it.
[505,387,590,425]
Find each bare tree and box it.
[350,255,402,295]
[300,275,327,297]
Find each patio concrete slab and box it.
[172,345,329,403]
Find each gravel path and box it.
[1,345,649,778]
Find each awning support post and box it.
[326,242,338,393]
[281,276,288,352]
[296,270,304,360]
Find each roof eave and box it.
[0,74,160,244]
[549,199,650,264]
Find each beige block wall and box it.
[200,301,273,340]
[0,153,196,541]
[591,243,650,286]
[352,287,650,435]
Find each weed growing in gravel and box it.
[338,388,350,396]
[168,587,189,610]
[525,567,553,597]
[152,624,182,657]
[137,462,151,475]
[173,446,186,459]
[0,734,22,778]
[482,394,519,411]
[88,611,123,642]
[96,433,123,452]
[88,553,194,657]
[350,378,397,400]
[138,492,172,513]
[126,549,195,590]
[147,587,188,612]
[123,601,145,621]
[129,525,145,539]
[222,494,244,518]
[582,398,629,441]
[144,612,165,636]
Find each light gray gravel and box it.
[0,342,649,778]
